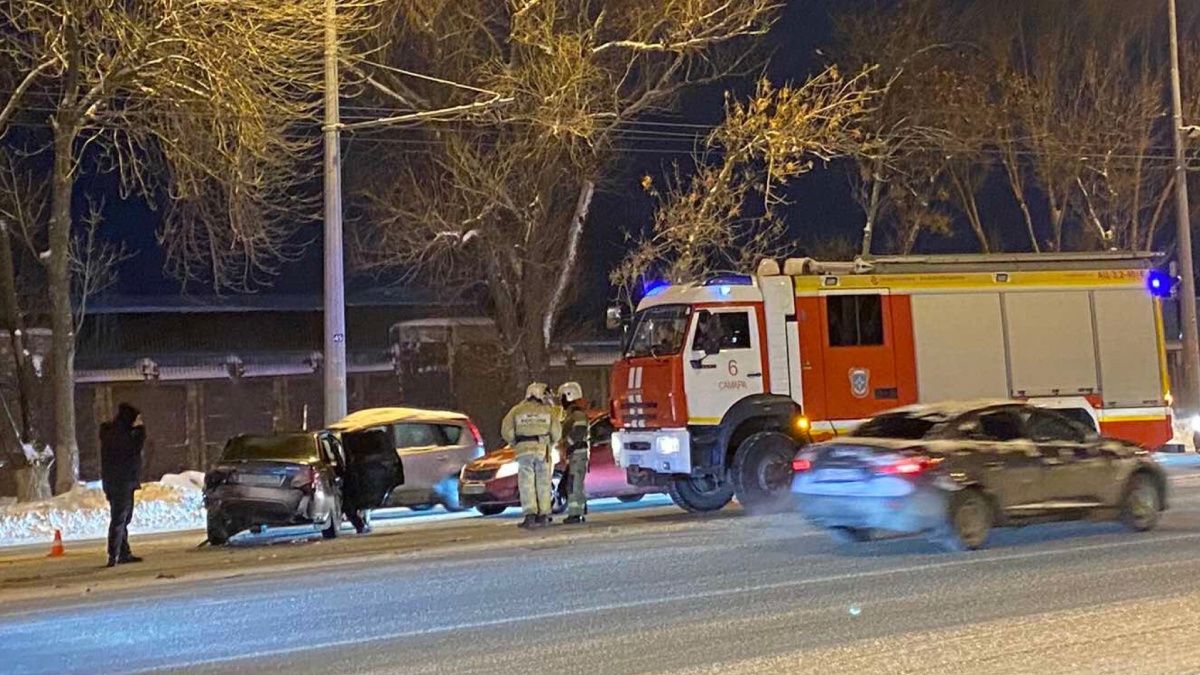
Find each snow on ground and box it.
[0,472,207,547]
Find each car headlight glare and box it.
[496,462,519,479]
[657,436,681,455]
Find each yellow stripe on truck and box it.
[794,269,1148,294]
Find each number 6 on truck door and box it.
[683,307,765,425]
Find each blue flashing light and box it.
[644,280,671,297]
[717,285,732,297]
[1148,270,1177,298]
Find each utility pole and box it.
[323,0,348,423]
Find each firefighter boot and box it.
[518,514,538,529]
[564,515,585,525]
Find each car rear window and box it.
[852,413,940,440]
[222,435,319,463]
[440,424,463,444]
[394,423,442,448]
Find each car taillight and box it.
[292,466,318,492]
[877,456,937,476]
[792,458,812,472]
[467,420,484,446]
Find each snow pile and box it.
[0,473,207,547]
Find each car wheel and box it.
[551,473,568,515]
[617,494,645,504]
[206,513,231,546]
[1121,472,1161,531]
[322,497,342,540]
[730,431,799,514]
[827,526,873,545]
[668,474,735,513]
[476,505,507,517]
[932,489,992,552]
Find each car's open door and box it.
[339,428,404,511]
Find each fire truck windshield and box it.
[625,305,691,358]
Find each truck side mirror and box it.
[605,306,625,331]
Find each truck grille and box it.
[620,397,659,428]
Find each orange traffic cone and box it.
[47,529,64,558]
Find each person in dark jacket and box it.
[100,403,146,567]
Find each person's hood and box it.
[115,403,141,428]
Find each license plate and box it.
[818,468,865,483]
[461,483,486,495]
[238,474,282,487]
[628,454,643,466]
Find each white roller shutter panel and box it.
[910,293,1009,402]
[1092,289,1163,407]
[1005,291,1098,397]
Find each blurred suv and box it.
[329,407,486,512]
[792,401,1168,552]
[204,429,401,545]
[458,414,656,516]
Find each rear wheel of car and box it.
[932,489,992,552]
[322,497,342,540]
[206,513,231,546]
[476,505,507,517]
[827,526,873,545]
[617,494,645,504]
[1121,472,1161,532]
[731,431,799,514]
[551,473,568,515]
[668,474,735,513]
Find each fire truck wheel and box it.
[731,431,798,514]
[668,475,734,513]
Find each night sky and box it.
[74,0,1196,325]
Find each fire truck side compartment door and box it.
[1091,289,1164,407]
[1005,292,1098,398]
[910,292,1009,402]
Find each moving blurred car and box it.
[459,414,656,516]
[204,429,401,545]
[329,407,486,512]
[792,401,1168,551]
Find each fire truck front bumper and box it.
[614,428,692,482]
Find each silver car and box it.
[329,407,486,511]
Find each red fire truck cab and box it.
[609,253,1175,513]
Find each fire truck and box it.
[608,253,1175,513]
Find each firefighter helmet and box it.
[558,382,584,404]
[525,382,549,401]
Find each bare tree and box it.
[836,0,978,255]
[612,68,877,296]
[1,0,372,491]
[353,0,781,386]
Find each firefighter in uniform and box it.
[501,383,562,529]
[558,382,590,525]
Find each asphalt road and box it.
[5,478,1200,675]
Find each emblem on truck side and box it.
[849,368,870,399]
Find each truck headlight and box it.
[657,436,681,455]
[496,462,519,479]
[611,434,622,462]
